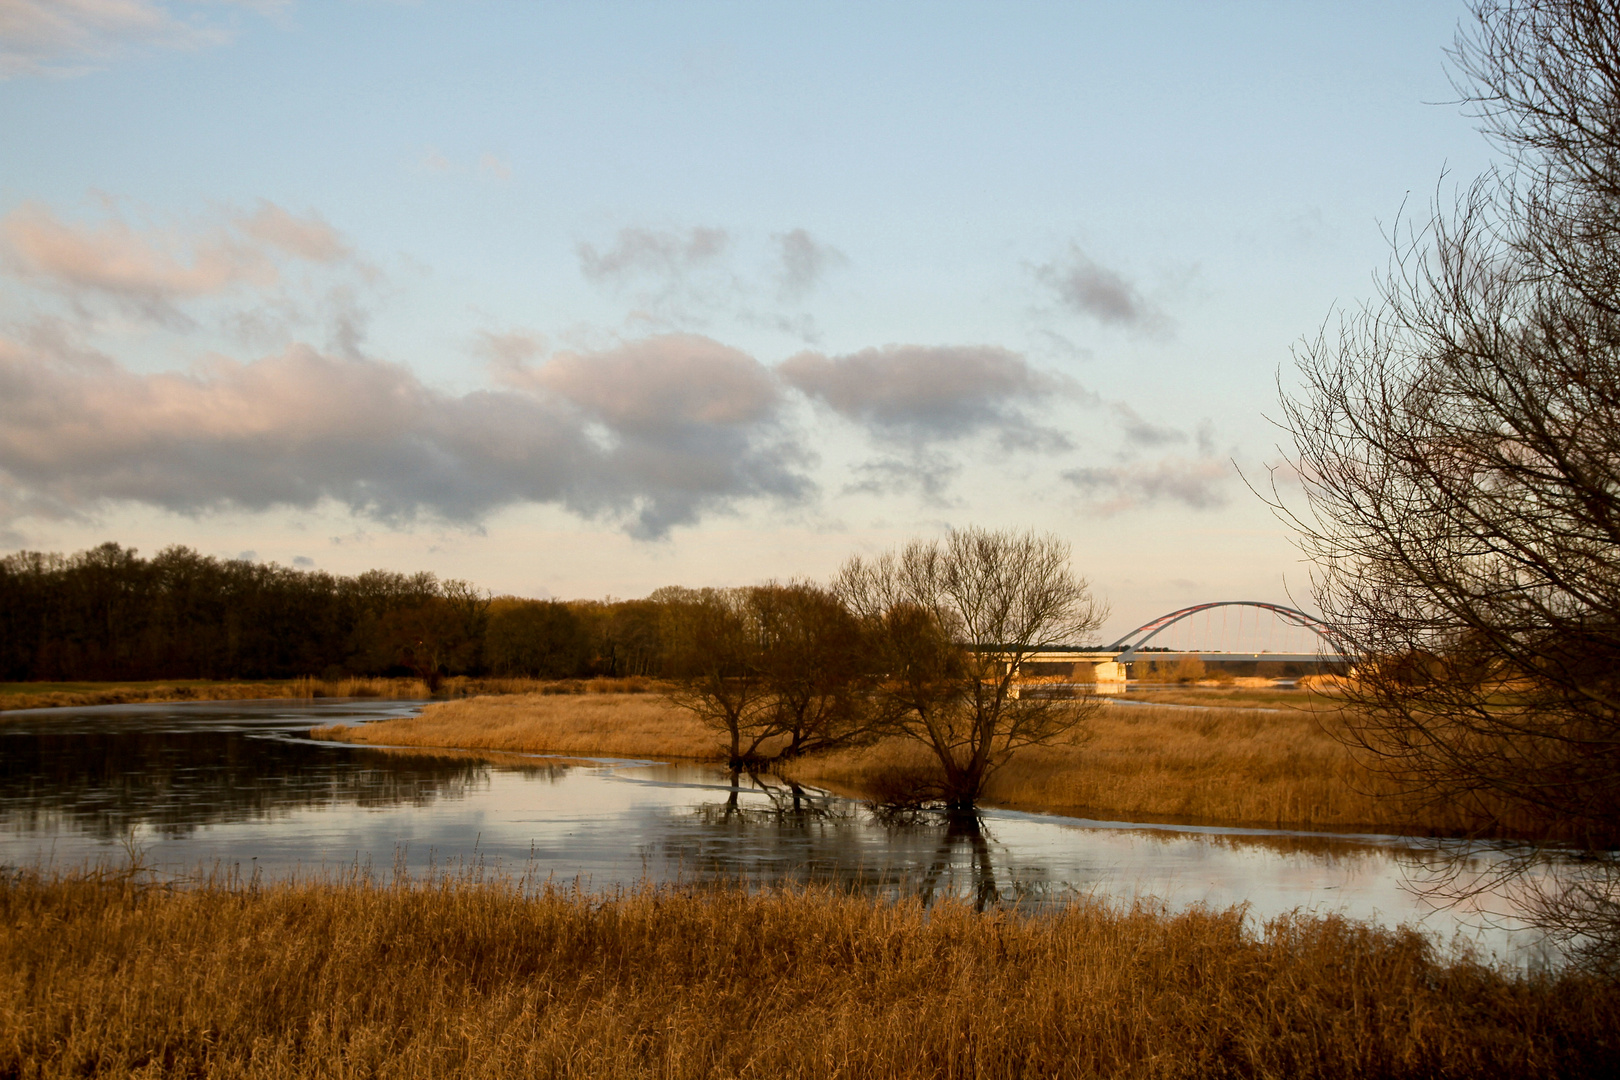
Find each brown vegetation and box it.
[0,675,652,717]
[3,869,1613,1079]
[313,690,718,761]
[311,690,1539,838]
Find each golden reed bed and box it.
[2,870,1611,1079]
[0,675,657,716]
[311,691,1516,837]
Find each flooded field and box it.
[0,698,1567,968]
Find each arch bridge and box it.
[1015,601,1350,685]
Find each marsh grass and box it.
[783,701,1540,837]
[0,675,660,716]
[313,690,721,760]
[0,679,326,714]
[1,868,1611,1079]
[310,691,1530,837]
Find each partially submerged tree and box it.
[1279,0,1620,969]
[835,527,1105,811]
[663,582,880,768]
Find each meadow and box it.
[0,675,634,716]
[310,685,1516,838]
[1,868,1610,1079]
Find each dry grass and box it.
[0,679,327,714]
[781,699,1526,838]
[0,675,659,717]
[312,692,1518,838]
[312,690,723,760]
[2,869,1612,1079]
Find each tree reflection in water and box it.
[663,770,1052,910]
[0,718,499,840]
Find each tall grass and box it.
[2,869,1611,1079]
[313,690,719,760]
[0,675,661,716]
[320,693,1518,837]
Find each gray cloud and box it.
[842,452,960,503]
[1114,403,1187,448]
[774,228,846,298]
[1033,244,1167,332]
[578,226,730,285]
[0,330,814,541]
[778,344,1073,447]
[1063,456,1231,514]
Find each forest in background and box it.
[0,543,660,683]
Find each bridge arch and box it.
[1106,601,1347,661]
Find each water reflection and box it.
[0,702,460,839]
[0,699,1577,968]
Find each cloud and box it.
[478,153,512,181]
[1033,244,1167,332]
[842,452,960,503]
[578,226,730,285]
[417,148,513,180]
[0,0,239,78]
[0,199,357,325]
[1063,456,1231,514]
[236,201,349,263]
[1114,403,1187,449]
[779,343,1073,447]
[774,228,845,298]
[525,334,780,431]
[0,329,814,541]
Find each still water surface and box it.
[0,698,1563,969]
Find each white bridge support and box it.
[1014,651,1128,684]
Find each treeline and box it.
[0,543,670,684]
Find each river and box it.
[0,697,1568,969]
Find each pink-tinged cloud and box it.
[531,334,781,430]
[0,0,231,79]
[0,200,354,323]
[0,330,814,540]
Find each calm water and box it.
[0,698,1567,969]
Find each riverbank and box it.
[4,869,1610,1080]
[0,676,658,715]
[310,690,1520,838]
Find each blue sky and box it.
[0,1,1492,638]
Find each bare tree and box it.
[751,581,880,759]
[1278,1,1620,969]
[835,527,1105,811]
[659,587,777,768]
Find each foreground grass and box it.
[2,871,1613,1079]
[315,692,1501,837]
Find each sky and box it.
[0,0,1496,640]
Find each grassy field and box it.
[308,688,1521,837]
[2,869,1611,1079]
[0,675,652,716]
[314,688,716,760]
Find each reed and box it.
[313,690,721,760]
[782,701,1542,837]
[319,692,1511,836]
[1,869,1610,1079]
[0,675,658,716]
